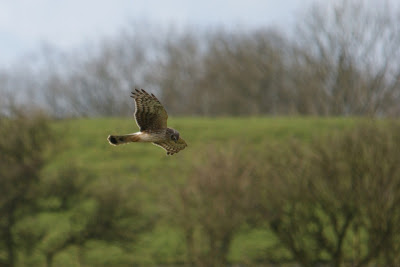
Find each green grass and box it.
[49,116,356,171]
[45,116,358,265]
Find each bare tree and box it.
[46,32,150,117]
[4,24,158,118]
[149,28,290,116]
[291,0,400,116]
[199,29,290,116]
[168,144,260,266]
[264,122,400,266]
[146,29,206,115]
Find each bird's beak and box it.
[174,139,177,143]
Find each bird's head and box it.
[170,129,180,143]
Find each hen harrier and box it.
[107,89,187,155]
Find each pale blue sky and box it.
[0,0,394,67]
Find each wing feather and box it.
[153,138,187,155]
[130,89,168,131]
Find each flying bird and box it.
[107,89,187,155]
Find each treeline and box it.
[1,114,400,266]
[1,0,399,117]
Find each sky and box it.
[0,0,396,68]
[0,0,329,67]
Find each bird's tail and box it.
[107,134,140,145]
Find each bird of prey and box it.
[107,89,187,155]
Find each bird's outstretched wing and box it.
[153,138,187,155]
[131,89,168,131]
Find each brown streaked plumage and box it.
[107,89,187,155]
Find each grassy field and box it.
[44,117,359,265]
[49,116,356,173]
